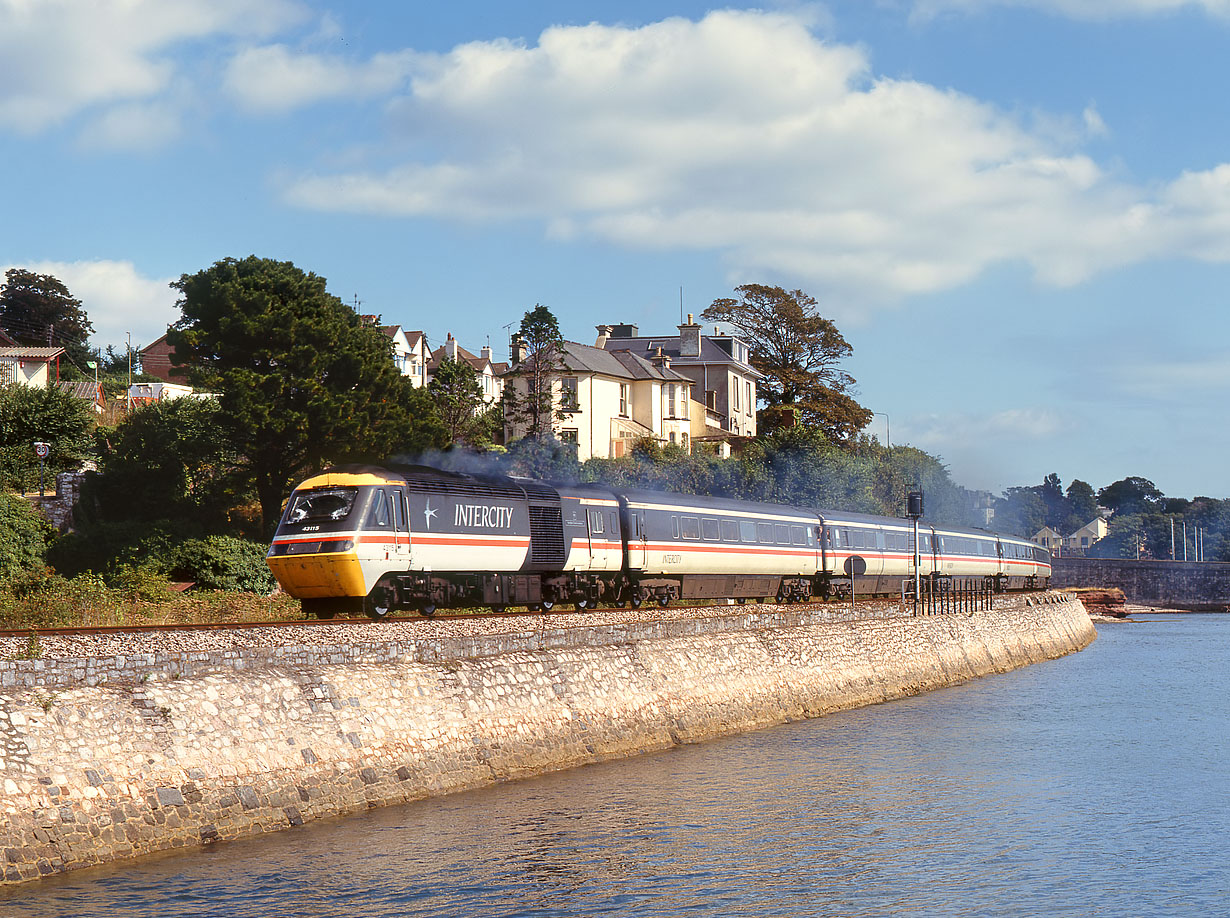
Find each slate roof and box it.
[601,334,763,378]
[508,341,690,383]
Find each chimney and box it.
[651,346,671,371]
[595,324,613,349]
[480,345,493,362]
[609,323,638,338]
[679,313,701,358]
[446,333,458,360]
[510,334,526,366]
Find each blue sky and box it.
[3,0,1229,501]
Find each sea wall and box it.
[0,595,1094,884]
[1051,557,1230,608]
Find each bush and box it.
[45,519,180,580]
[171,536,277,593]
[0,493,56,583]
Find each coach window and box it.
[721,520,739,541]
[681,516,701,540]
[757,522,773,543]
[775,524,789,543]
[791,526,806,545]
[702,518,720,540]
[740,520,757,542]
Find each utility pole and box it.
[126,331,132,414]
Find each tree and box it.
[427,357,487,445]
[1097,477,1164,516]
[0,269,95,365]
[0,383,94,491]
[92,397,245,529]
[702,284,872,443]
[503,304,573,441]
[167,256,447,531]
[1066,479,1098,522]
[994,487,1047,538]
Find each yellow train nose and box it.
[267,551,367,598]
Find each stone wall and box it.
[0,596,1094,884]
[1052,557,1230,608]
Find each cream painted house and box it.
[427,334,508,408]
[380,326,429,387]
[596,316,762,453]
[502,340,693,459]
[1066,517,1109,552]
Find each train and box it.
[265,464,1052,619]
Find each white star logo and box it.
[424,499,437,530]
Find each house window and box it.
[669,432,676,444]
[681,433,688,450]
[732,378,740,411]
[559,429,579,444]
[561,377,579,412]
[666,384,677,418]
[746,381,752,414]
[619,383,629,417]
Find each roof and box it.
[0,346,66,360]
[601,334,763,378]
[428,338,503,375]
[57,380,103,402]
[506,340,691,383]
[380,326,426,350]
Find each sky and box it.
[3,0,1229,501]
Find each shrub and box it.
[0,493,56,583]
[171,536,277,593]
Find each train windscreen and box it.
[285,488,359,525]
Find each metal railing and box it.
[903,576,994,616]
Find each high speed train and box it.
[266,464,1051,619]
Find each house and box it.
[380,325,429,387]
[1066,517,1109,553]
[596,316,762,453]
[1033,526,1065,554]
[502,339,693,459]
[127,382,203,406]
[57,379,106,415]
[138,333,188,384]
[0,346,66,387]
[427,334,507,407]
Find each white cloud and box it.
[0,0,304,134]
[910,0,1230,19]
[7,260,179,350]
[282,10,1208,311]
[223,44,417,113]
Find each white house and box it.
[1066,517,1109,552]
[596,316,762,450]
[502,339,693,459]
[0,346,65,388]
[380,325,429,387]
[427,334,508,407]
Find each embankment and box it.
[0,594,1094,884]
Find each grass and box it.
[0,571,304,630]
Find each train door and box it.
[622,502,646,571]
[586,506,611,570]
[368,486,410,569]
[929,527,942,575]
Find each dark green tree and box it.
[167,256,447,531]
[427,357,488,446]
[0,269,95,365]
[994,487,1047,538]
[1066,479,1098,522]
[1097,477,1164,516]
[503,304,572,441]
[702,284,872,444]
[0,383,94,491]
[0,492,56,582]
[92,397,245,529]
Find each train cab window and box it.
[702,518,720,540]
[367,489,392,529]
[791,526,807,545]
[287,487,357,525]
[775,524,790,543]
[680,516,701,540]
[721,520,739,542]
[757,522,774,543]
[392,489,405,530]
[740,520,757,542]
[588,509,604,534]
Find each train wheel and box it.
[630,595,643,609]
[419,604,436,617]
[736,598,746,605]
[614,600,627,608]
[366,588,393,620]
[541,600,555,612]
[577,599,592,610]
[492,605,506,614]
[658,596,670,607]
